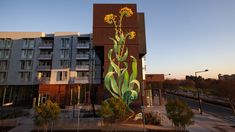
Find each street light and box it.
[164,73,171,76]
[195,69,208,115]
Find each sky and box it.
[0,0,235,79]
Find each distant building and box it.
[218,74,235,80]
[145,74,165,106]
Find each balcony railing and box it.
[74,76,89,84]
[37,65,51,71]
[19,66,32,71]
[37,77,50,84]
[76,43,90,49]
[75,65,89,71]
[38,43,53,49]
[0,66,7,71]
[76,54,89,60]
[38,54,52,60]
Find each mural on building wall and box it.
[104,7,140,106]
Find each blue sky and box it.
[1,0,235,79]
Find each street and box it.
[166,93,235,123]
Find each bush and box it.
[144,112,161,125]
[165,99,194,130]
[33,100,61,132]
[99,97,129,122]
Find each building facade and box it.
[0,4,146,107]
[0,32,102,107]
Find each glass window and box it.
[0,50,3,59]
[27,50,33,59]
[6,39,12,48]
[29,40,34,48]
[60,60,69,68]
[23,40,28,48]
[56,71,67,81]
[60,49,69,59]
[4,50,10,59]
[61,38,70,48]
[21,50,27,59]
[0,72,7,82]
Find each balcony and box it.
[0,66,7,71]
[38,43,53,49]
[19,66,32,71]
[76,43,90,49]
[37,65,51,71]
[74,76,89,84]
[75,65,89,71]
[0,55,10,60]
[38,54,52,60]
[76,54,89,60]
[37,77,50,84]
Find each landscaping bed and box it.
[0,126,15,132]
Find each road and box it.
[166,93,235,123]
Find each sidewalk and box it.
[188,110,235,132]
[150,96,235,132]
[3,101,235,132]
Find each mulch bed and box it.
[30,129,189,132]
[0,126,15,132]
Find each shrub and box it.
[144,112,161,125]
[165,99,194,130]
[33,99,61,132]
[100,97,129,122]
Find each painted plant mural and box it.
[103,7,140,109]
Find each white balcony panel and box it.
[38,43,53,49]
[38,54,52,60]
[76,43,90,49]
[75,65,89,71]
[76,54,89,60]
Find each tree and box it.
[166,99,194,131]
[163,79,180,93]
[212,80,235,114]
[180,79,195,89]
[33,100,61,132]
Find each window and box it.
[21,49,33,59]
[18,72,31,81]
[61,38,70,48]
[77,71,89,77]
[0,50,3,59]
[0,50,10,59]
[0,72,7,82]
[56,71,68,81]
[38,72,50,79]
[23,39,34,48]
[60,49,69,59]
[5,39,12,48]
[21,60,32,70]
[39,60,51,66]
[0,61,8,70]
[0,39,12,48]
[60,60,70,68]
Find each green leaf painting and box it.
[104,7,140,107]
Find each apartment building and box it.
[0,32,101,107]
[0,4,146,107]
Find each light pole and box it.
[195,69,208,115]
